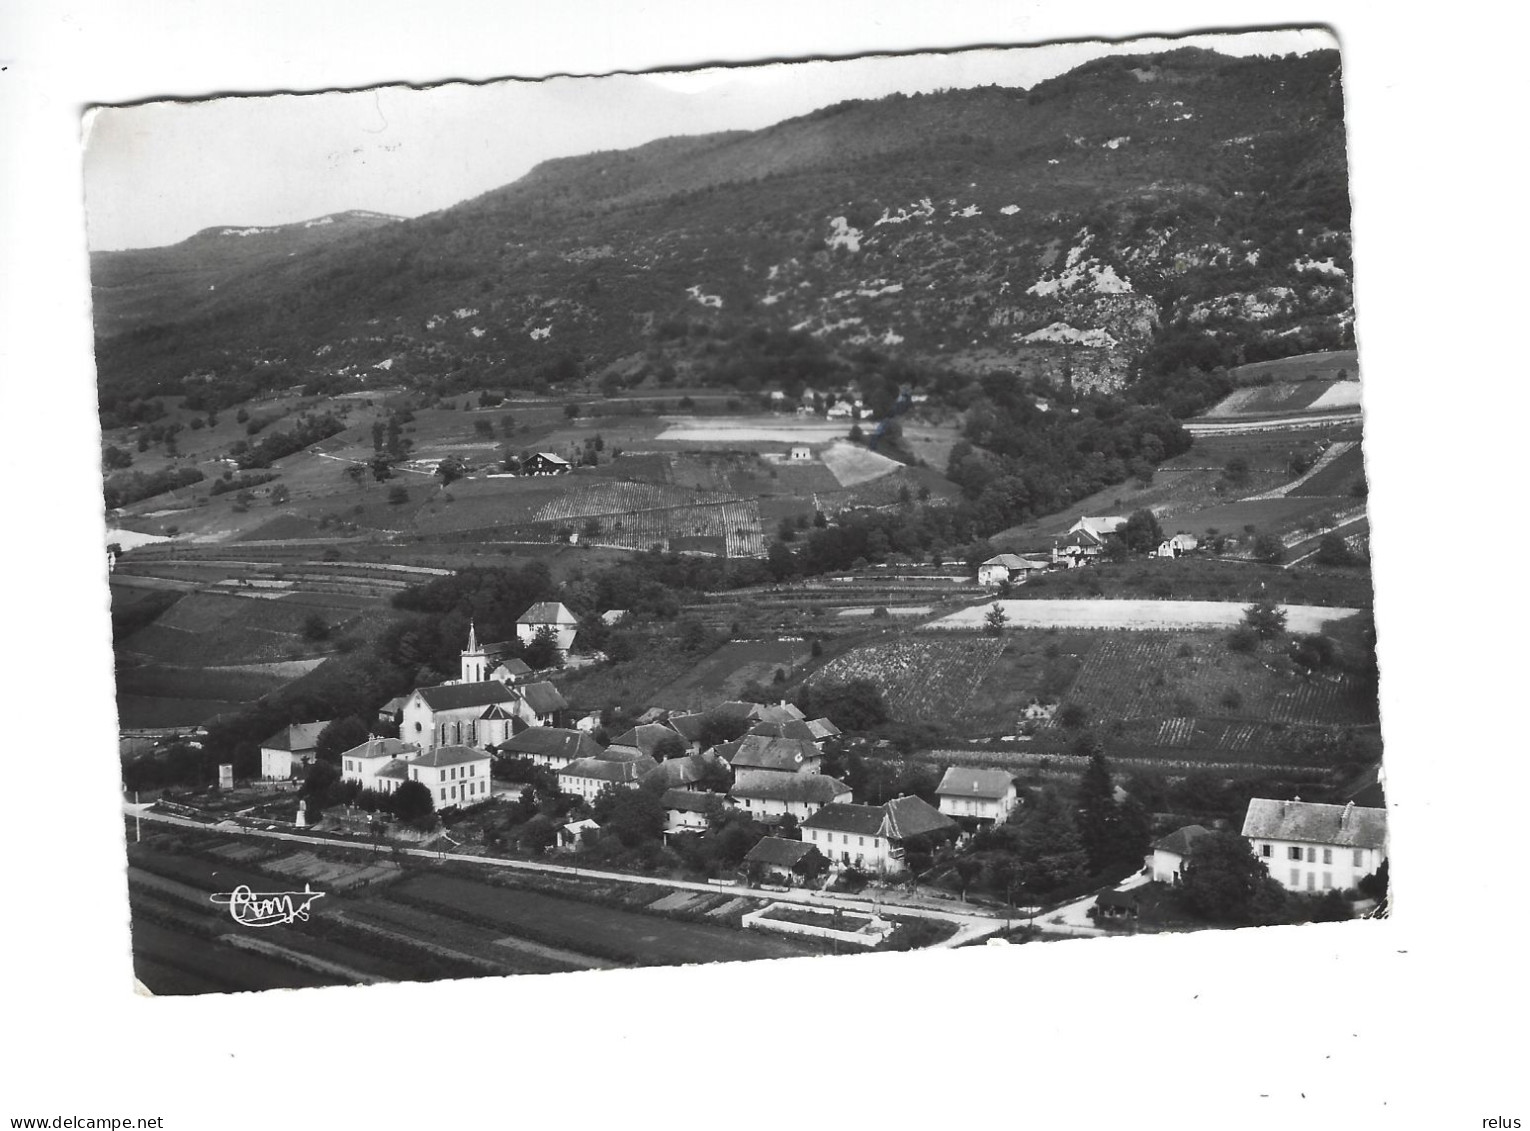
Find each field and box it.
[927,599,1360,634]
[1227,348,1358,386]
[654,639,808,706]
[125,827,820,995]
[809,636,1008,722]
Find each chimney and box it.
[1342,800,1354,828]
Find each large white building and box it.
[515,602,579,652]
[729,771,850,823]
[935,767,1018,824]
[1241,798,1387,893]
[338,738,488,811]
[800,796,957,875]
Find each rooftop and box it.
[496,727,601,762]
[936,767,1015,800]
[1241,799,1387,850]
[412,744,491,769]
[730,771,850,805]
[415,681,516,711]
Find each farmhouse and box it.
[557,754,659,802]
[488,657,533,685]
[729,770,851,823]
[1155,533,1200,558]
[789,445,813,461]
[1071,516,1128,538]
[558,818,600,851]
[495,726,602,771]
[717,734,824,777]
[935,768,1018,824]
[259,721,330,780]
[522,452,571,476]
[978,553,1051,588]
[1052,526,1107,567]
[1242,798,1387,893]
[746,718,836,744]
[643,750,729,792]
[661,789,716,837]
[404,745,493,810]
[744,837,828,885]
[339,737,423,793]
[1147,824,1213,885]
[664,712,708,752]
[801,796,957,875]
[515,601,579,652]
[609,722,684,760]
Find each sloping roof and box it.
[374,759,411,781]
[804,718,841,740]
[746,719,820,742]
[1078,515,1127,535]
[731,771,850,805]
[1152,824,1212,857]
[533,452,570,465]
[416,681,516,711]
[560,756,658,784]
[496,727,601,762]
[601,744,649,763]
[882,795,958,840]
[936,767,1015,800]
[261,721,330,753]
[519,680,568,716]
[1241,798,1387,850]
[982,554,1047,570]
[666,712,707,742]
[644,751,727,790]
[412,744,491,769]
[610,722,680,757]
[756,702,807,723]
[600,609,630,626]
[1096,888,1141,909]
[712,700,767,723]
[801,803,888,838]
[745,837,819,868]
[478,703,516,720]
[518,601,577,625]
[725,735,822,773]
[339,737,421,762]
[662,789,717,813]
[379,696,410,715]
[491,657,532,677]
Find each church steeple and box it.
[460,621,486,683]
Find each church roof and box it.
[415,682,516,711]
[518,680,568,715]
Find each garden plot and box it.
[928,600,1360,634]
[818,440,902,487]
[810,636,1007,722]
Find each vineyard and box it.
[1057,634,1376,728]
[809,636,1008,722]
[530,481,736,521]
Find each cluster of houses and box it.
[979,515,1202,585]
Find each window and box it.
[439,789,446,800]
[1260,844,1272,857]
[1322,848,1332,865]
[859,837,865,846]
[1353,849,1364,868]
[1322,872,1332,890]
[1306,872,1315,891]
[1290,869,1301,887]
[1288,846,1302,861]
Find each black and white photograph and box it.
[4,2,1526,1126]
[85,25,1389,996]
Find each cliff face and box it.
[91,48,1352,407]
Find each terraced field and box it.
[810,636,1008,722]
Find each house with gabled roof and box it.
[259,721,331,780]
[643,750,730,793]
[495,726,602,771]
[744,837,828,885]
[800,796,957,875]
[558,754,659,802]
[1241,798,1387,893]
[746,718,840,744]
[1148,824,1213,885]
[661,789,718,837]
[516,680,568,726]
[405,745,494,810]
[516,601,579,652]
[1155,533,1199,558]
[978,554,1051,588]
[609,722,683,760]
[1052,526,1107,568]
[339,737,422,793]
[935,767,1018,824]
[522,452,571,476]
[665,712,708,752]
[716,734,823,777]
[488,656,533,685]
[730,770,850,823]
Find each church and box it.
[400,623,569,751]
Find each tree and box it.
[1074,752,1119,873]
[388,484,410,505]
[591,785,666,847]
[1008,788,1089,897]
[1251,533,1285,564]
[652,732,687,761]
[302,612,331,642]
[564,403,580,419]
[390,779,436,823]
[766,540,797,582]
[1314,533,1358,566]
[1243,599,1287,639]
[523,624,563,670]
[1179,832,1285,923]
[436,455,467,486]
[315,715,370,761]
[983,602,1009,636]
[102,444,133,470]
[1121,508,1164,554]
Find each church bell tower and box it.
[460,621,487,683]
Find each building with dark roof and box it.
[718,734,823,776]
[643,750,729,793]
[743,837,828,884]
[336,739,488,810]
[515,601,578,651]
[495,727,602,770]
[1148,824,1213,885]
[259,721,331,780]
[801,796,957,874]
[936,767,1018,824]
[730,770,850,823]
[557,754,659,802]
[1242,798,1387,893]
[610,722,684,759]
[661,788,718,836]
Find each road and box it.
[126,804,1008,948]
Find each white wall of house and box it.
[937,789,1016,823]
[665,809,710,835]
[557,772,635,803]
[735,792,848,823]
[803,826,900,873]
[515,622,578,652]
[1249,837,1384,893]
[408,759,491,810]
[1151,848,1189,885]
[978,565,1008,588]
[261,746,297,780]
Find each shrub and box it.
[1227,626,1258,653]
